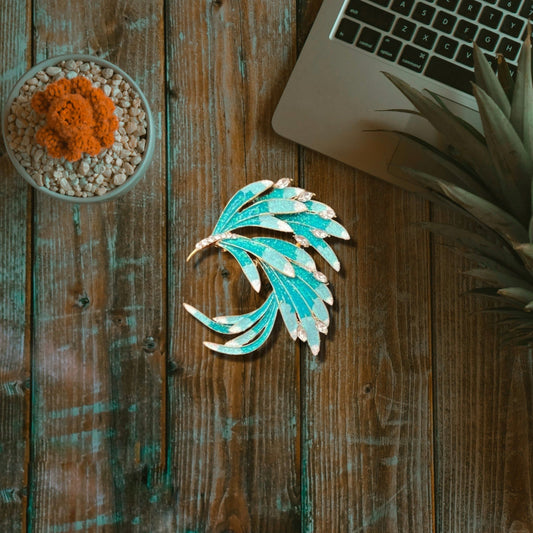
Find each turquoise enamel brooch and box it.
[183,179,350,356]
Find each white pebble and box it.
[102,68,114,79]
[123,162,135,175]
[78,161,90,176]
[65,59,76,70]
[96,187,108,196]
[59,177,72,191]
[45,66,61,76]
[66,71,77,80]
[125,121,138,134]
[102,84,111,97]
[113,173,127,186]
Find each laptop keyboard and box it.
[334,0,532,94]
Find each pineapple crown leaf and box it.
[382,129,492,199]
[381,32,533,345]
[383,72,499,195]
[472,43,511,117]
[510,24,532,148]
[471,83,532,224]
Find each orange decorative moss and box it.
[31,76,119,161]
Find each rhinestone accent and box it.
[194,232,237,251]
[319,207,336,219]
[311,229,329,239]
[296,190,314,202]
[316,320,328,334]
[294,235,310,247]
[273,177,292,189]
[313,270,328,283]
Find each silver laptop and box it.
[273,0,528,182]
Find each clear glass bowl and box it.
[1,54,155,203]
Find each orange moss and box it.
[31,75,119,161]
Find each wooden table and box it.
[1,1,531,531]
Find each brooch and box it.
[184,179,350,356]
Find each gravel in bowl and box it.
[2,54,155,202]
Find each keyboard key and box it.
[393,17,417,39]
[414,27,438,48]
[519,0,533,18]
[377,36,403,60]
[335,18,361,43]
[399,44,429,71]
[433,11,457,32]
[476,28,499,50]
[356,27,382,51]
[435,35,459,56]
[458,0,482,18]
[370,0,390,6]
[478,6,503,27]
[424,55,475,93]
[500,14,524,37]
[497,0,521,11]
[497,36,521,59]
[456,44,474,66]
[437,0,459,10]
[412,2,436,22]
[454,19,478,41]
[390,0,415,15]
[346,0,396,31]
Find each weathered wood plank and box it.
[298,154,435,532]
[431,210,533,532]
[30,1,166,530]
[166,1,300,530]
[0,1,31,531]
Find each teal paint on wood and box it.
[49,512,122,533]
[47,400,119,420]
[0,2,31,531]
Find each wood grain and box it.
[1,0,532,530]
[431,209,533,533]
[0,3,31,531]
[166,1,300,531]
[298,154,434,532]
[30,1,166,530]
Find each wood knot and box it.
[220,266,230,278]
[363,383,373,394]
[143,336,157,353]
[77,293,90,308]
[167,360,183,375]
[212,0,223,6]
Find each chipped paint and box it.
[49,428,116,452]
[50,513,122,532]
[48,399,118,419]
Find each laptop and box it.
[272,0,529,183]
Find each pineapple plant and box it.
[382,27,533,345]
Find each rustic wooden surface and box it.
[0,0,531,532]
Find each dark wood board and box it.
[0,2,31,531]
[166,2,300,530]
[29,1,166,530]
